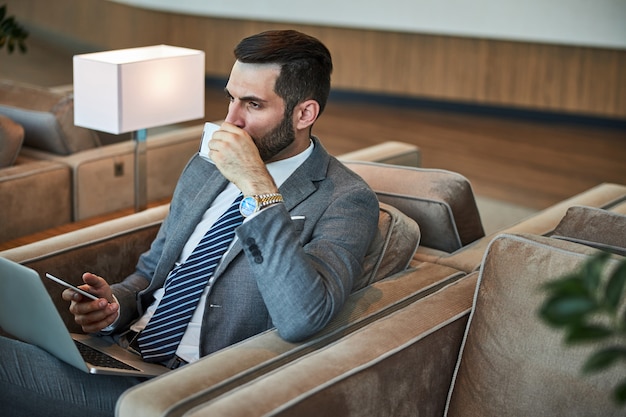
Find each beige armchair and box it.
[185,222,625,417]
[112,185,626,417]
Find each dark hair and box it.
[234,30,333,116]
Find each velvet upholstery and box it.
[551,205,626,255]
[343,161,485,253]
[338,141,421,167]
[0,115,24,167]
[1,205,166,332]
[446,233,625,417]
[115,187,625,416]
[0,80,101,155]
[19,125,204,220]
[357,202,420,290]
[117,264,469,417]
[421,183,626,273]
[0,156,72,243]
[177,274,477,417]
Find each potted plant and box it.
[0,5,28,53]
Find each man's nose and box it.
[224,103,244,128]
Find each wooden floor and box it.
[2,35,625,219]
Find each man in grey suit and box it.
[0,30,379,417]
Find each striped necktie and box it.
[138,194,244,363]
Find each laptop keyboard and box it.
[74,340,140,371]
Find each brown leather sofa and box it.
[3,141,624,416]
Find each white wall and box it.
[111,0,626,49]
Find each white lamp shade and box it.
[73,45,205,134]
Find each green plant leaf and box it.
[539,295,597,326]
[582,346,626,374]
[566,323,614,344]
[605,259,626,311]
[614,379,626,405]
[0,6,29,54]
[542,274,589,297]
[581,252,610,294]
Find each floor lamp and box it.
[73,45,205,211]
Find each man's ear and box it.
[294,99,320,130]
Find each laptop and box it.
[0,257,169,377]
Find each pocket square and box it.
[291,215,305,232]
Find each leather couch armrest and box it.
[0,205,168,332]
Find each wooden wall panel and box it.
[5,0,625,118]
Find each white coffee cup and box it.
[199,122,221,164]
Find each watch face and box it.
[239,196,258,217]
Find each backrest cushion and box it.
[344,161,484,253]
[355,202,420,291]
[0,115,24,167]
[551,205,626,256]
[446,233,624,417]
[0,80,101,155]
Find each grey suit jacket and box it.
[112,137,379,356]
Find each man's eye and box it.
[249,102,260,109]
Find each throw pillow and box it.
[552,205,626,256]
[0,80,101,155]
[445,233,624,417]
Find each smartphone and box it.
[45,273,99,301]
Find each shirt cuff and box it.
[99,294,121,333]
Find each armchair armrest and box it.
[117,263,468,417]
[0,205,168,332]
[162,273,477,417]
[338,141,421,167]
[433,182,626,273]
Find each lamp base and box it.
[134,129,148,212]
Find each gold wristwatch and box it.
[239,193,284,217]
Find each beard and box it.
[252,114,296,162]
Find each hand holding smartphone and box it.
[45,273,99,301]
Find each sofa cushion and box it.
[552,205,626,256]
[344,161,484,253]
[0,115,24,167]
[0,80,101,155]
[446,233,624,417]
[356,202,420,291]
[0,156,72,243]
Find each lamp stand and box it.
[134,129,148,212]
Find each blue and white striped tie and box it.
[138,194,244,363]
